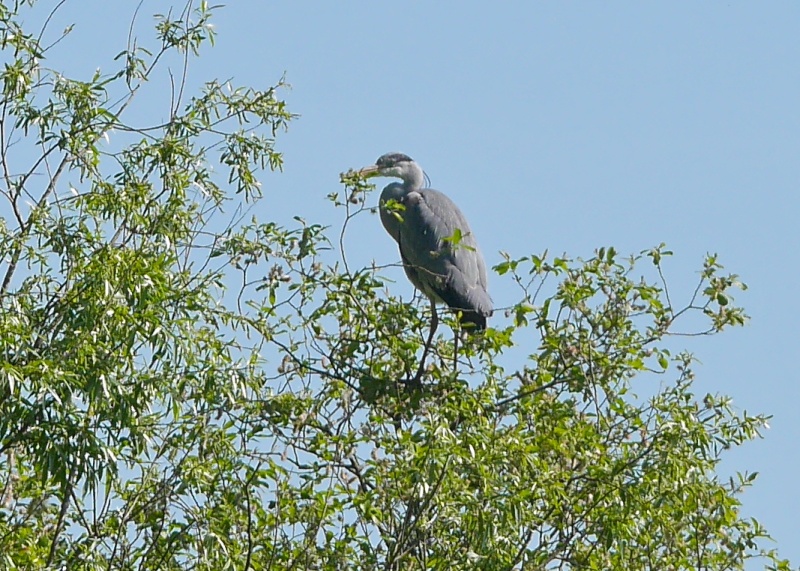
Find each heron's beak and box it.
[357,165,382,178]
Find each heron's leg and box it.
[411,299,438,388]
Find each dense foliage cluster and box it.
[0,2,790,569]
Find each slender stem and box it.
[453,328,459,374]
[411,299,438,388]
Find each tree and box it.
[0,2,791,570]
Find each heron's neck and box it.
[402,163,425,191]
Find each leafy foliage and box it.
[0,2,792,570]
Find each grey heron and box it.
[358,153,493,338]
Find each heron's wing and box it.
[397,189,492,324]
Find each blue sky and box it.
[33,1,800,563]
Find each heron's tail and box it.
[457,309,489,331]
[438,287,492,332]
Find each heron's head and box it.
[358,152,428,189]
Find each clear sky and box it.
[32,1,800,564]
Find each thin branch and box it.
[36,0,69,46]
[46,478,75,567]
[1,154,70,294]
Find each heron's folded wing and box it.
[398,189,492,320]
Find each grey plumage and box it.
[359,152,492,330]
